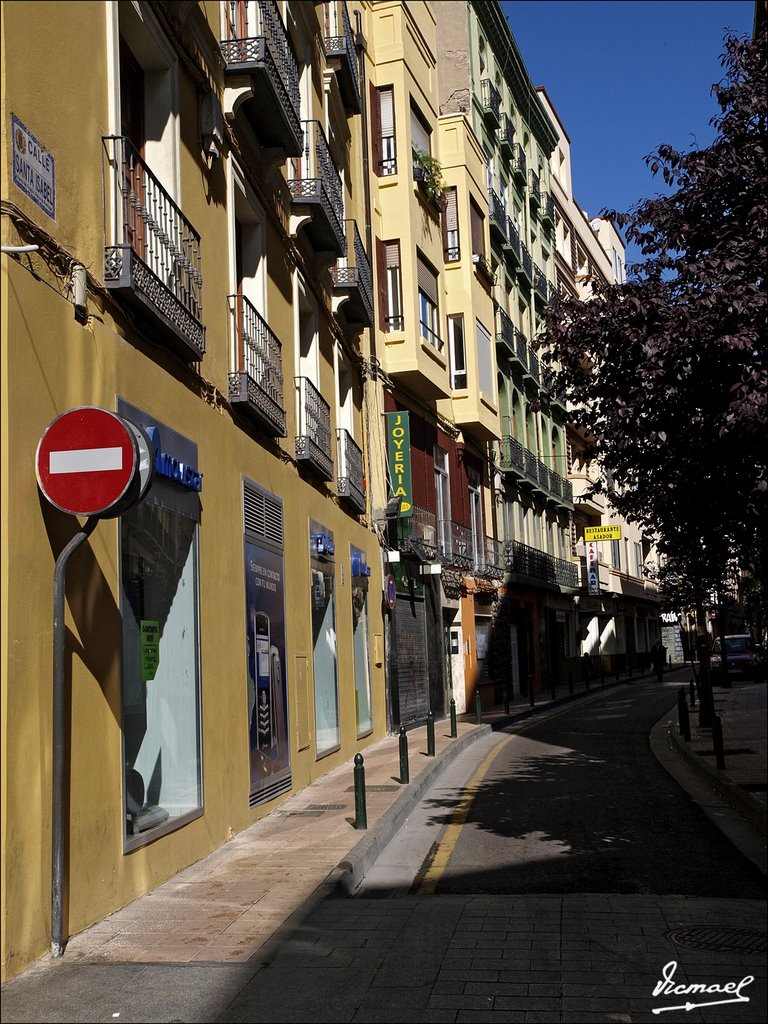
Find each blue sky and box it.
[500,0,755,258]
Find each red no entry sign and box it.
[36,407,140,517]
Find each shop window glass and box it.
[311,521,339,755]
[351,546,372,737]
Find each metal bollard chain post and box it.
[689,678,696,709]
[475,690,483,724]
[450,698,457,738]
[713,715,726,770]
[677,687,691,741]
[354,753,367,829]
[426,709,435,756]
[399,726,409,784]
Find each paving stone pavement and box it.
[1,667,765,1023]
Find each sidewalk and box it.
[2,664,764,1011]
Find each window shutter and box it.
[417,254,437,304]
[380,86,394,137]
[470,199,484,257]
[442,187,458,255]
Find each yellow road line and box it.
[418,733,517,894]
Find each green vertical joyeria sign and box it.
[386,411,413,517]
[140,620,160,681]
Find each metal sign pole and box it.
[51,517,98,956]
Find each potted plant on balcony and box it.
[412,150,447,211]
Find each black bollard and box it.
[450,698,457,738]
[677,688,691,741]
[689,679,696,709]
[713,715,726,770]
[398,726,409,784]
[504,685,510,716]
[569,672,574,695]
[475,690,482,724]
[427,708,435,756]
[354,753,367,829]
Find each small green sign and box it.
[386,411,413,517]
[140,620,160,681]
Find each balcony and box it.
[504,219,522,270]
[289,120,345,255]
[505,539,579,589]
[498,114,515,159]
[332,220,373,326]
[103,136,204,360]
[528,170,541,210]
[413,162,448,215]
[571,472,606,515]
[440,520,474,570]
[295,376,333,480]
[488,188,507,245]
[525,345,541,388]
[546,468,574,510]
[227,294,286,436]
[540,192,555,230]
[480,79,501,128]
[482,536,506,580]
[541,365,567,415]
[407,505,439,561]
[517,242,533,285]
[511,143,527,186]
[323,1,361,113]
[336,428,366,513]
[221,0,303,157]
[494,307,528,372]
[533,264,549,307]
[497,435,526,478]
[473,252,496,287]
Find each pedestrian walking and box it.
[651,638,667,681]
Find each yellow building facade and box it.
[1,0,386,980]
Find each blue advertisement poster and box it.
[245,540,290,798]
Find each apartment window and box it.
[442,187,460,261]
[434,446,451,554]
[410,102,431,160]
[310,521,339,757]
[576,244,588,277]
[351,545,372,737]
[448,315,467,390]
[635,542,644,577]
[417,254,442,351]
[476,319,493,398]
[470,198,485,258]
[372,85,396,175]
[377,239,403,331]
[611,538,622,571]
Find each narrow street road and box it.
[218,681,767,1023]
[417,684,766,898]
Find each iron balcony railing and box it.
[220,0,302,156]
[527,345,540,385]
[484,536,506,579]
[540,192,555,227]
[407,505,439,557]
[498,114,515,157]
[332,220,373,326]
[533,264,549,304]
[524,448,538,482]
[529,169,541,208]
[480,79,502,126]
[495,305,514,355]
[440,520,475,569]
[295,376,333,480]
[336,428,365,513]
[498,435,526,475]
[504,218,522,267]
[323,0,360,112]
[519,242,533,283]
[488,188,507,242]
[513,328,529,367]
[103,135,204,359]
[289,120,345,254]
[227,293,285,436]
[386,313,405,331]
[504,539,579,588]
[511,143,527,184]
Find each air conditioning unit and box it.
[421,525,437,546]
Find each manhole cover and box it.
[667,927,767,954]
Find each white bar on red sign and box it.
[49,447,123,474]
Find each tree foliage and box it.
[538,28,767,601]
